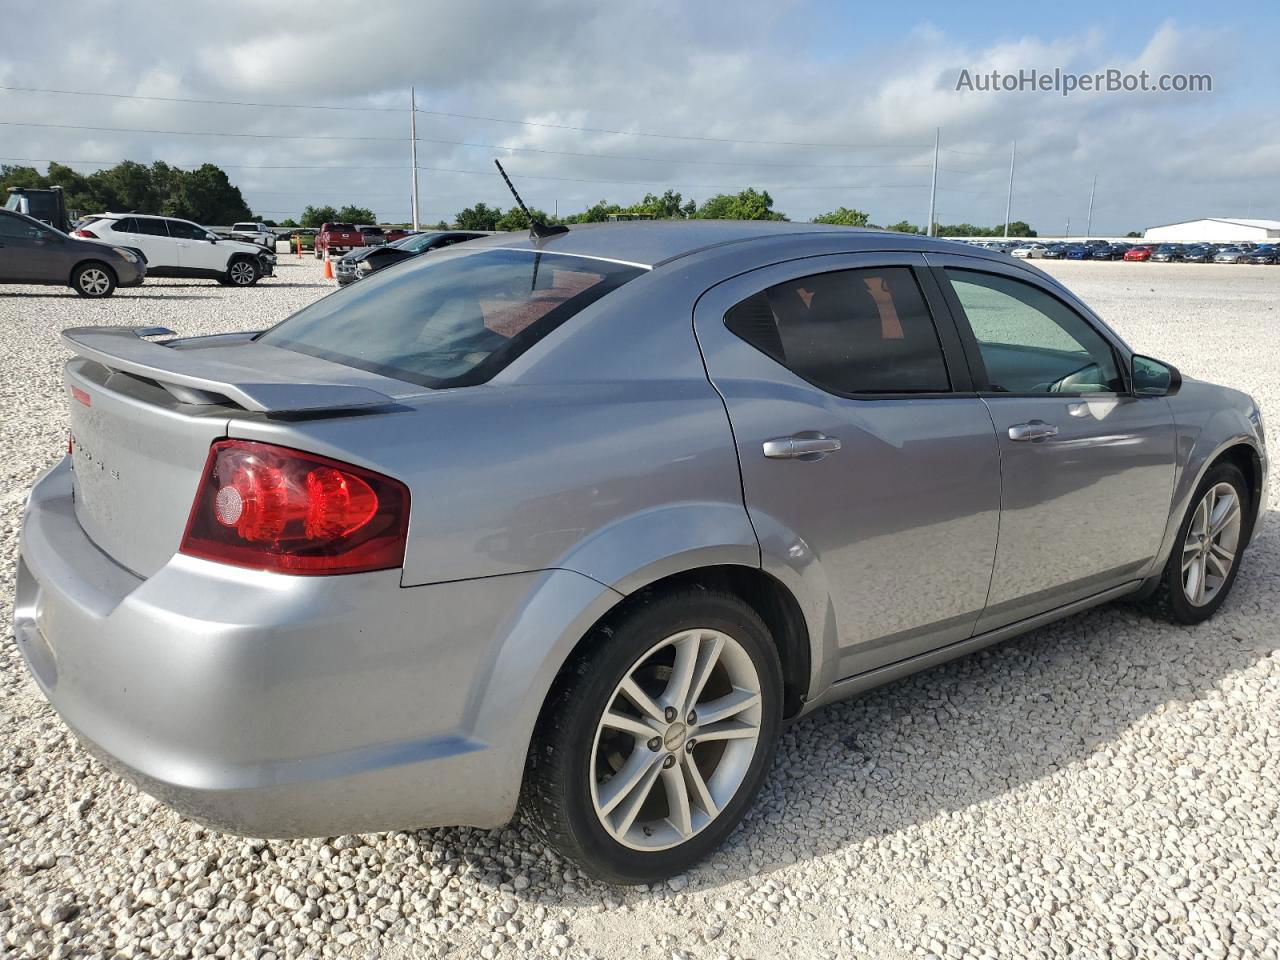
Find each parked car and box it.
[76,214,275,286]
[1183,245,1213,263]
[0,207,145,297]
[1041,243,1069,259]
[333,230,490,285]
[291,229,317,252]
[1243,244,1278,265]
[1011,243,1047,259]
[1214,246,1249,264]
[384,228,415,244]
[359,226,386,247]
[228,222,278,251]
[314,222,364,259]
[1103,243,1130,260]
[1151,244,1186,263]
[1064,244,1093,260]
[1124,245,1155,262]
[15,223,1267,884]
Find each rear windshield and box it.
[328,223,355,231]
[258,248,644,388]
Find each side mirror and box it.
[1132,355,1182,397]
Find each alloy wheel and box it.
[1181,482,1243,607]
[80,268,110,295]
[229,261,256,285]
[589,629,763,851]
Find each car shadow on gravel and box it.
[494,507,1279,901]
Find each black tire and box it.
[225,257,260,287]
[1144,462,1251,624]
[523,589,783,885]
[71,261,117,298]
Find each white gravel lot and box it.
[1,257,1277,960]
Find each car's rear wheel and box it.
[225,257,260,287]
[1147,463,1250,624]
[524,589,782,884]
[71,262,116,298]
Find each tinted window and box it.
[130,218,169,236]
[724,267,950,395]
[258,249,643,388]
[0,214,38,239]
[944,269,1123,394]
[166,220,209,240]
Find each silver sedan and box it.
[14,222,1267,883]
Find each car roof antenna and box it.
[494,159,568,240]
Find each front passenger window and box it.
[945,269,1123,394]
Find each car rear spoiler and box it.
[61,326,397,413]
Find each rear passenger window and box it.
[132,219,170,236]
[724,267,950,394]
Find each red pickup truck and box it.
[314,222,364,259]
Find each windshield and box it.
[258,248,644,388]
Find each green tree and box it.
[885,220,923,234]
[0,164,48,193]
[565,199,623,223]
[428,219,449,230]
[455,202,503,231]
[162,164,251,224]
[640,189,685,219]
[278,218,299,228]
[90,160,159,214]
[812,206,870,227]
[300,205,339,228]
[694,188,786,221]
[336,204,376,224]
[1125,230,1141,238]
[494,205,552,231]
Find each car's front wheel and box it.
[71,261,117,298]
[224,257,260,287]
[1148,462,1251,624]
[525,589,782,884]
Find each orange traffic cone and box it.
[323,257,334,280]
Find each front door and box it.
[118,217,175,268]
[694,253,1002,679]
[931,258,1177,632]
[168,219,225,274]
[0,215,63,282]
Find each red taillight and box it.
[179,439,409,575]
[74,229,98,238]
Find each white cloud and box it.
[0,5,1269,232]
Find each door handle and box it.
[762,434,842,460]
[1008,420,1059,442]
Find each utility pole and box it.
[409,87,421,231]
[927,127,939,237]
[1065,217,1070,239]
[1086,175,1096,239]
[1003,140,1016,238]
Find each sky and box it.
[1,0,1277,234]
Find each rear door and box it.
[694,252,1002,678]
[117,217,175,267]
[929,255,1176,631]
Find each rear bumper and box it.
[14,458,619,836]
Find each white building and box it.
[1144,218,1280,243]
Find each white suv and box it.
[75,214,275,286]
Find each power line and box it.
[0,119,936,171]
[1,154,943,194]
[0,83,936,152]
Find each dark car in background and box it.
[1244,244,1278,264]
[1184,245,1213,263]
[359,226,386,248]
[0,208,145,297]
[1041,243,1069,259]
[333,230,490,285]
[1065,244,1093,260]
[1151,244,1186,263]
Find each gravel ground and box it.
[1,257,1277,960]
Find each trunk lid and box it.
[63,327,424,577]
